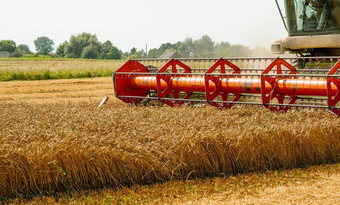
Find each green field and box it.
[0,58,123,81]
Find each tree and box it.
[130,47,137,55]
[11,49,24,57]
[64,32,101,58]
[215,41,231,57]
[17,44,31,54]
[215,41,231,52]
[106,46,121,59]
[100,40,113,59]
[129,48,145,58]
[56,41,67,57]
[147,48,159,58]
[178,38,194,57]
[0,40,16,53]
[158,43,173,54]
[193,35,215,57]
[11,44,31,57]
[81,45,99,59]
[34,36,54,55]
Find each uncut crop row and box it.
[0,101,339,198]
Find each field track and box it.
[0,77,340,202]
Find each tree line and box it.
[0,33,271,59]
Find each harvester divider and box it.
[113,57,340,116]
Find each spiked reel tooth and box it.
[113,57,340,116]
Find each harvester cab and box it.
[272,0,340,56]
[112,1,340,116]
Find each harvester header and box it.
[113,57,340,116]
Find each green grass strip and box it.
[0,69,114,81]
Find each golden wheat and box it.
[0,77,113,103]
[14,164,339,204]
[0,99,339,198]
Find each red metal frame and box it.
[113,58,340,117]
[261,58,297,112]
[205,59,241,109]
[327,60,340,115]
[156,59,192,106]
[114,60,149,104]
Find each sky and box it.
[0,0,288,53]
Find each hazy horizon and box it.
[0,0,287,52]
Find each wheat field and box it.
[0,77,113,103]
[0,77,339,200]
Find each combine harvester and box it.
[113,0,340,116]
